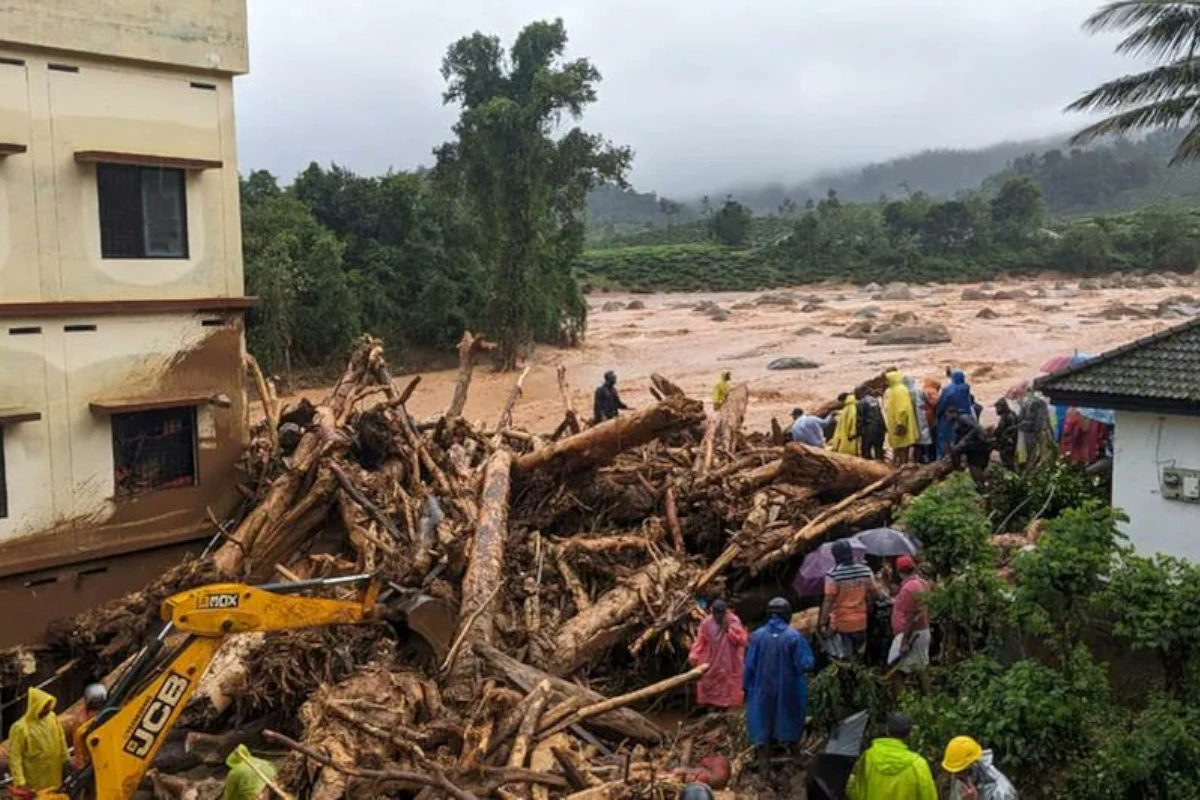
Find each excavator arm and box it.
[41,574,379,800]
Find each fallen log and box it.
[779,442,894,494]
[812,371,889,418]
[547,557,683,676]
[650,373,688,398]
[265,729,480,800]
[448,330,496,419]
[507,680,551,769]
[448,449,513,694]
[749,459,953,572]
[540,665,708,739]
[514,396,704,478]
[474,644,662,744]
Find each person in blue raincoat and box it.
[743,596,816,774]
[935,370,975,458]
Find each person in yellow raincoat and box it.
[829,392,860,455]
[883,370,918,464]
[9,687,68,793]
[712,371,732,411]
[224,744,277,800]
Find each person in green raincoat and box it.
[847,713,937,800]
[224,744,277,800]
[9,687,69,793]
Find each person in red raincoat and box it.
[688,600,749,708]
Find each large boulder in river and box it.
[880,282,915,301]
[754,292,796,307]
[1144,273,1170,289]
[961,288,991,301]
[801,302,822,313]
[626,299,646,310]
[767,356,821,371]
[863,282,882,293]
[601,301,625,312]
[794,327,822,337]
[855,305,883,319]
[891,311,919,325]
[836,320,876,339]
[992,289,1031,301]
[1078,279,1100,291]
[866,324,952,346]
[976,308,1001,320]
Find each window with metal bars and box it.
[97,164,188,259]
[0,429,7,519]
[111,407,197,497]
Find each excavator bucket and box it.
[389,594,456,666]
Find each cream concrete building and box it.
[0,0,251,644]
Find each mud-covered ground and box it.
[287,275,1197,430]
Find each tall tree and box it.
[435,19,631,369]
[1068,1,1200,163]
[708,198,753,245]
[990,176,1046,246]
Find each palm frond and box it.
[1115,7,1200,58]
[1169,115,1200,162]
[1085,0,1200,35]
[1066,60,1200,111]
[1069,95,1200,145]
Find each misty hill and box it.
[587,131,1200,233]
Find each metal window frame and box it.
[96,164,190,260]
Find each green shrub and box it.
[927,564,1017,660]
[1070,696,1200,800]
[899,472,993,577]
[902,649,1111,792]
[807,660,891,735]
[986,452,1107,532]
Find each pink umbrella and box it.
[1006,380,1030,400]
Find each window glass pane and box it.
[97,164,143,258]
[141,168,186,257]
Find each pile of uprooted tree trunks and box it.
[0,335,951,799]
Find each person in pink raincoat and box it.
[688,599,749,708]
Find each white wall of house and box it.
[1113,410,1200,561]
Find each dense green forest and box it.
[579,176,1200,291]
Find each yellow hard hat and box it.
[942,736,983,773]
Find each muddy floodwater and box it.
[287,277,1198,430]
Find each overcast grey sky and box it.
[237,0,1134,197]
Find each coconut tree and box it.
[1068,1,1200,164]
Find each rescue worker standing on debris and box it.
[993,399,1020,471]
[846,712,937,800]
[593,370,630,424]
[819,540,881,661]
[224,744,277,800]
[688,599,748,709]
[743,597,815,771]
[712,371,733,411]
[9,687,69,795]
[942,736,1017,800]
[829,393,860,455]
[884,370,919,464]
[856,388,887,461]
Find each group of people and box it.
[5,684,275,799]
[687,547,1013,797]
[784,368,983,468]
[773,365,1108,486]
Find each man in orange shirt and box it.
[819,540,883,661]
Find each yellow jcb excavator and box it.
[28,573,442,800]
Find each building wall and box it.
[1113,411,1200,561]
[0,313,248,575]
[0,50,243,302]
[0,0,248,74]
